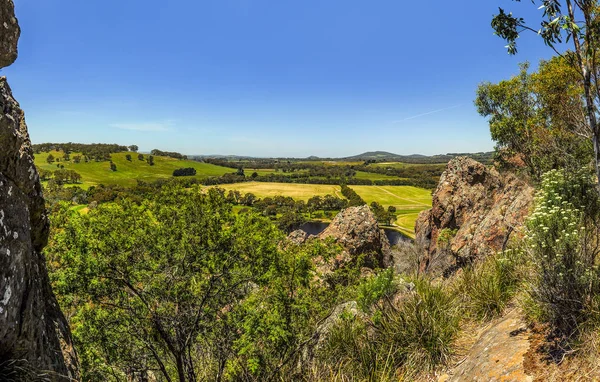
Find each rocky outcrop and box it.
[317,205,392,269]
[415,157,533,274]
[0,0,78,380]
[0,0,19,69]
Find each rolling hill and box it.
[34,151,233,188]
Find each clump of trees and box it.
[33,143,132,160]
[151,149,187,160]
[340,184,366,206]
[172,167,197,177]
[36,167,82,185]
[490,0,600,192]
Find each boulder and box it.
[415,157,533,275]
[318,205,392,269]
[0,0,78,379]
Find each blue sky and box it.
[4,0,555,157]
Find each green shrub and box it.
[522,169,600,337]
[356,268,398,313]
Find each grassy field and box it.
[35,151,233,188]
[217,182,343,201]
[217,182,432,236]
[353,171,405,181]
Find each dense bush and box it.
[172,167,197,177]
[45,184,344,381]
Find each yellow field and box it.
[217,182,343,201]
[216,182,432,237]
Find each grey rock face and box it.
[0,0,78,379]
[0,0,19,69]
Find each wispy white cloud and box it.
[110,122,172,132]
[392,104,462,123]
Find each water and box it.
[299,221,410,246]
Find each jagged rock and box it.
[0,0,19,69]
[0,0,78,379]
[415,157,533,274]
[317,205,392,269]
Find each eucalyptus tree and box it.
[492,0,600,189]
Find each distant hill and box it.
[344,151,494,164]
[344,151,403,160]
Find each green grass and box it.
[35,151,233,188]
[216,182,432,236]
[353,171,405,181]
[351,185,432,237]
[371,162,446,169]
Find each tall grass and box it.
[316,277,459,380]
[454,250,522,321]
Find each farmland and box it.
[34,151,233,188]
[218,182,432,236]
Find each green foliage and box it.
[46,184,342,381]
[522,169,600,337]
[356,268,397,313]
[340,184,366,206]
[475,59,591,179]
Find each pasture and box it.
[34,151,233,188]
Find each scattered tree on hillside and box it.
[125,154,132,161]
[138,153,144,161]
[110,162,117,172]
[46,153,55,164]
[38,168,53,181]
[53,169,82,185]
[72,155,81,164]
[128,145,138,152]
[147,155,154,166]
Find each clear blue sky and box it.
[4,0,554,157]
